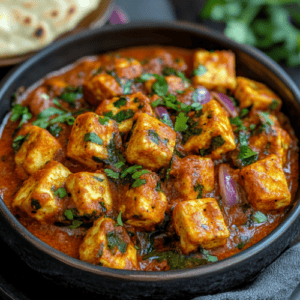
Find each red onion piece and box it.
[211,91,238,118]
[193,86,211,105]
[219,164,239,207]
[154,106,173,128]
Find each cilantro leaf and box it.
[104,109,135,123]
[152,75,169,96]
[10,104,32,127]
[269,99,280,110]
[84,132,103,146]
[192,64,207,76]
[113,97,127,108]
[98,116,110,125]
[252,211,268,224]
[116,211,124,226]
[194,184,204,199]
[54,187,67,199]
[174,112,189,132]
[59,86,83,106]
[104,169,119,179]
[131,169,150,179]
[106,231,128,254]
[12,134,29,152]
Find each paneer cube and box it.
[239,154,291,211]
[120,172,167,229]
[192,50,236,92]
[95,92,154,133]
[170,155,214,199]
[234,77,282,111]
[125,113,176,170]
[12,161,71,223]
[83,72,123,106]
[65,171,113,216]
[173,198,230,254]
[79,216,139,269]
[114,57,142,79]
[67,112,122,169]
[14,125,62,179]
[249,124,290,166]
[145,75,188,95]
[184,100,236,159]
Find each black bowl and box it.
[0,22,300,300]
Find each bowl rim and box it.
[1,20,300,282]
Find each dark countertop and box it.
[0,1,300,299]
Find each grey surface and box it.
[193,242,300,300]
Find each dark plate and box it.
[0,22,300,300]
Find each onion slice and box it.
[219,164,239,207]
[154,106,173,128]
[193,86,211,105]
[211,91,238,118]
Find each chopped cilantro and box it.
[104,169,119,179]
[211,135,225,150]
[100,202,107,212]
[12,134,29,152]
[48,123,62,137]
[230,116,247,132]
[123,80,132,95]
[59,86,83,106]
[155,181,162,192]
[162,66,190,84]
[160,114,173,128]
[113,97,127,108]
[182,119,202,144]
[148,129,160,145]
[151,98,164,108]
[236,236,249,250]
[106,231,128,254]
[174,112,189,132]
[69,220,83,229]
[135,73,153,83]
[37,107,65,119]
[84,132,103,146]
[152,75,169,96]
[54,187,67,199]
[252,211,268,224]
[143,250,209,270]
[239,108,249,118]
[10,104,32,128]
[121,165,142,178]
[194,184,204,199]
[192,64,207,76]
[132,178,146,188]
[64,209,74,220]
[104,109,135,123]
[98,116,110,125]
[201,249,218,262]
[269,99,280,110]
[131,169,150,179]
[238,145,258,166]
[116,211,123,226]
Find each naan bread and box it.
[0,0,101,58]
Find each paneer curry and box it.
[0,46,298,271]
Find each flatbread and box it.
[0,0,101,58]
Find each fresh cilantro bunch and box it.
[199,0,300,66]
